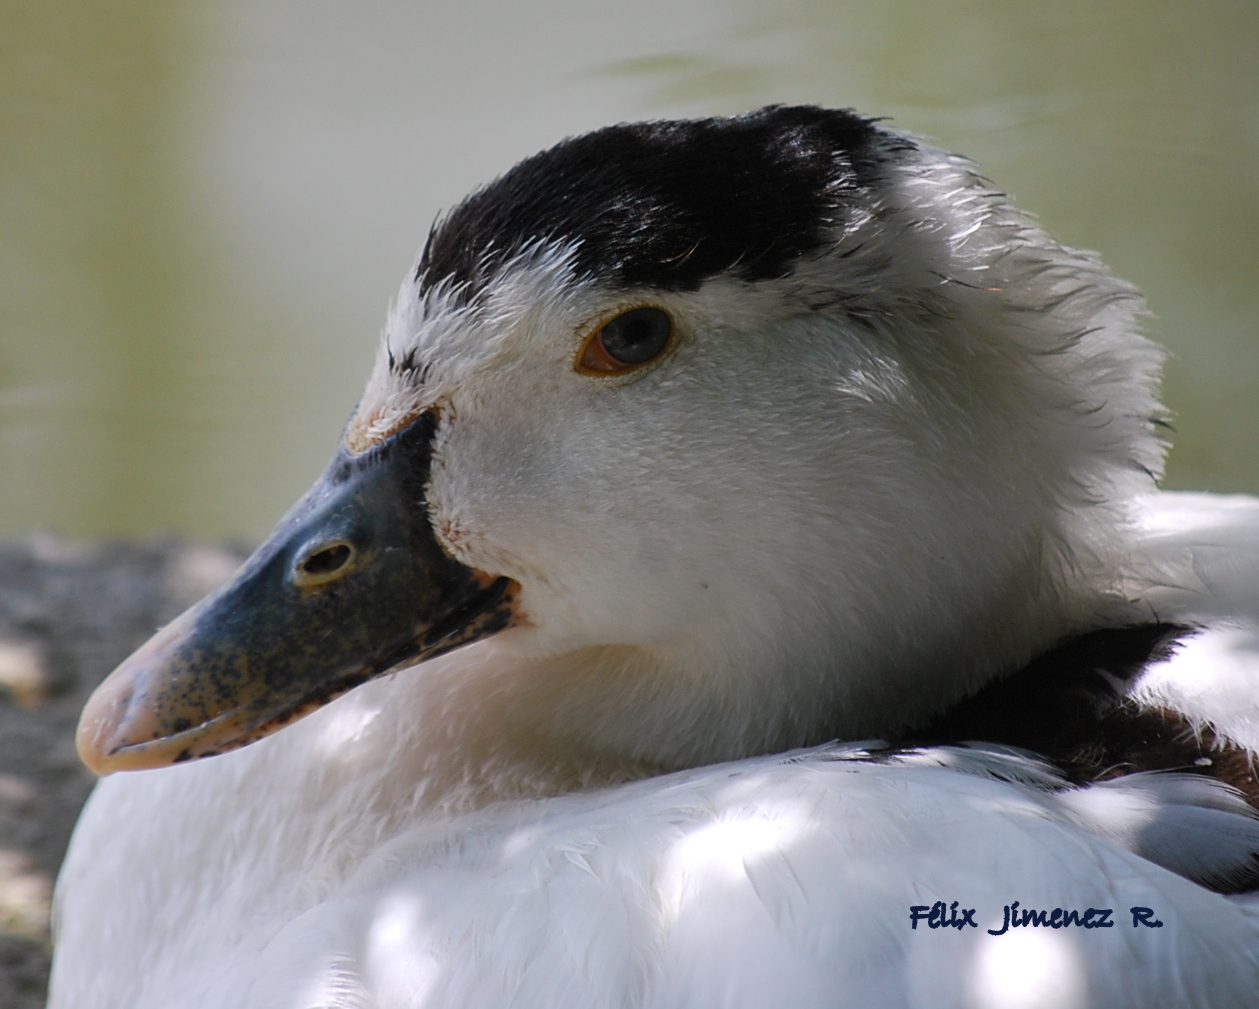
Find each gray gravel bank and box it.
[0,537,247,1007]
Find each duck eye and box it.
[578,307,673,374]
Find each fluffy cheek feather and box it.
[420,290,1066,753]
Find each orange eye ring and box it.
[576,306,674,376]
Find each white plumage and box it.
[50,108,1259,1008]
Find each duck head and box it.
[78,106,1167,776]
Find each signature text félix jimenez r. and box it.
[910,901,1164,933]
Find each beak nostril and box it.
[303,544,351,575]
[296,543,354,585]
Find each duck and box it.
[49,105,1259,1009]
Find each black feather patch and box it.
[417,106,900,302]
[889,624,1259,893]
[904,624,1259,808]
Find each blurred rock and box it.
[0,643,47,709]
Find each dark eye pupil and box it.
[600,307,672,365]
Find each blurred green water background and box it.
[2,0,1257,540]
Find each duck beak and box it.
[76,413,520,776]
